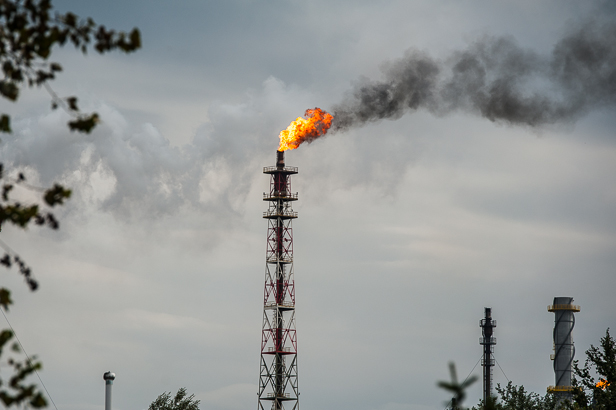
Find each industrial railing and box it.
[263,210,298,219]
[267,347,293,353]
[263,192,298,200]
[479,337,497,345]
[265,301,295,309]
[266,256,293,264]
[266,392,291,399]
[547,385,576,393]
[480,319,497,327]
[263,166,298,174]
[548,304,580,312]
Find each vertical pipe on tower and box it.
[480,308,496,403]
[274,151,285,402]
[258,150,300,410]
[103,371,115,410]
[548,297,580,403]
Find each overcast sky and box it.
[1,1,615,410]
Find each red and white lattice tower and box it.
[258,150,299,410]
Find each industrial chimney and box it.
[103,371,115,410]
[479,307,497,403]
[548,297,580,403]
[257,150,300,410]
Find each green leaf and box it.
[1,204,40,227]
[2,184,14,200]
[66,96,79,111]
[129,28,141,51]
[0,82,18,101]
[0,115,11,133]
[0,288,12,310]
[43,184,72,207]
[68,113,99,133]
[0,330,13,353]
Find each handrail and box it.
[263,166,298,173]
[547,385,576,392]
[265,301,295,308]
[263,192,298,200]
[263,210,298,218]
[266,392,291,398]
[480,319,497,327]
[266,256,293,264]
[267,347,293,353]
[548,304,580,312]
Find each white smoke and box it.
[2,77,320,223]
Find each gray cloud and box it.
[2,3,616,410]
[3,77,326,223]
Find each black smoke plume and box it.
[332,20,616,131]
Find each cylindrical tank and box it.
[552,297,575,387]
[548,296,580,404]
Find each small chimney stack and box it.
[103,371,115,410]
[276,150,285,168]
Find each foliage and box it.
[0,0,140,132]
[438,362,479,410]
[0,165,72,308]
[0,329,46,408]
[486,381,556,410]
[148,388,201,410]
[468,328,616,410]
[0,0,141,407]
[572,328,616,410]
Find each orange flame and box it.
[597,379,610,389]
[279,108,333,151]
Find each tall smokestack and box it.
[103,371,115,410]
[480,307,497,403]
[258,150,300,410]
[548,297,580,404]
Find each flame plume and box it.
[279,108,333,151]
[597,379,610,390]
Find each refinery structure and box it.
[480,307,497,403]
[249,147,584,410]
[92,147,592,410]
[257,151,300,410]
[476,300,581,405]
[548,297,580,403]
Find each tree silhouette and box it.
[148,388,201,410]
[0,0,140,407]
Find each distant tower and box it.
[103,371,115,410]
[480,307,497,403]
[548,297,580,402]
[257,150,299,410]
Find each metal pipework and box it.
[480,307,497,403]
[103,371,115,410]
[277,150,285,168]
[548,297,580,401]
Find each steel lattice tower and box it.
[258,150,299,410]
[480,307,496,403]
